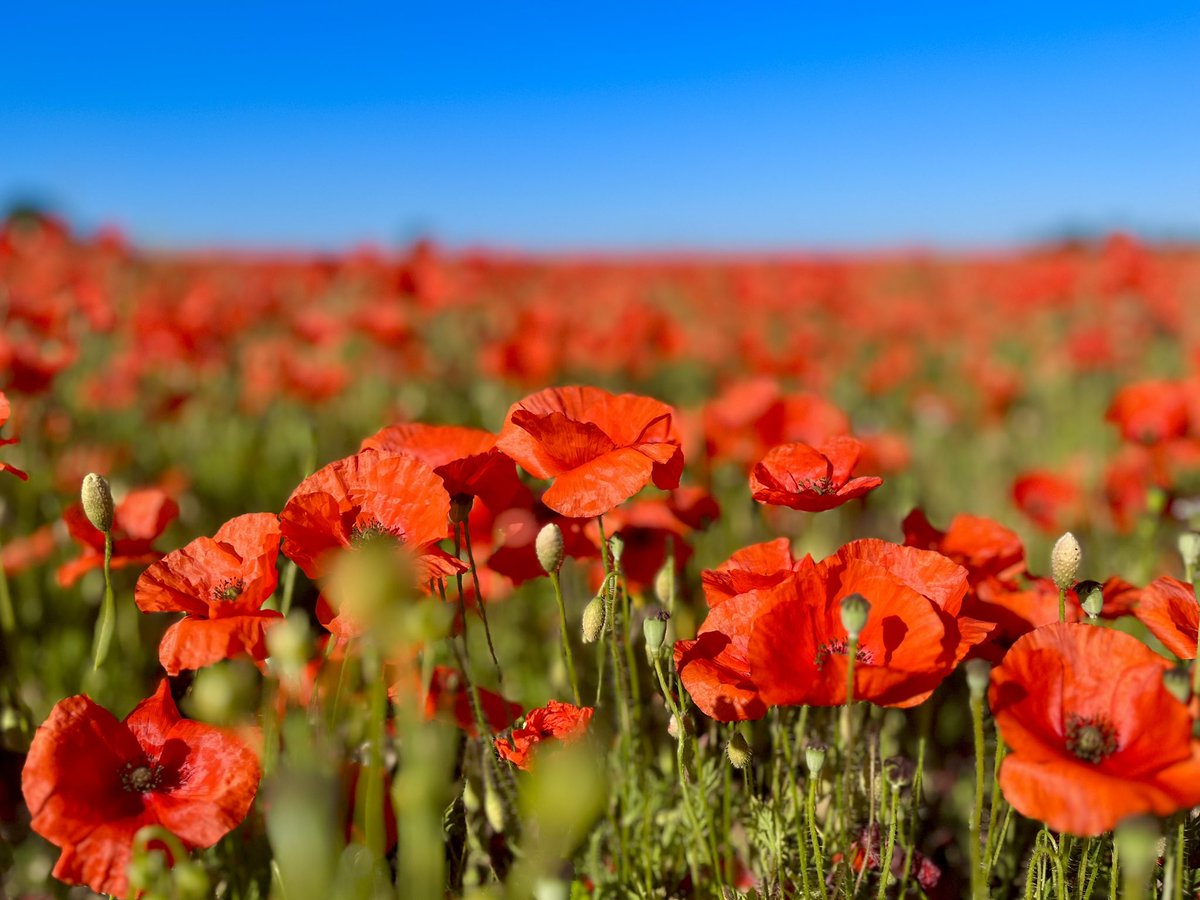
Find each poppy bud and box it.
[667,713,694,740]
[1179,533,1200,576]
[725,732,752,769]
[1164,666,1191,705]
[536,524,564,575]
[805,743,827,775]
[653,564,674,606]
[81,472,114,534]
[1051,532,1081,591]
[608,534,624,565]
[1114,816,1160,886]
[883,755,915,789]
[642,609,669,654]
[483,772,506,833]
[839,593,870,641]
[964,658,991,699]
[172,860,212,900]
[581,595,606,643]
[1074,579,1104,619]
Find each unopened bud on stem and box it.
[1051,532,1081,591]
[536,523,564,575]
[581,595,606,643]
[839,593,870,641]
[725,732,752,769]
[81,473,114,534]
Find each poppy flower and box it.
[496,385,684,519]
[0,391,27,480]
[747,540,990,708]
[360,422,529,517]
[279,449,465,588]
[991,622,1200,836]
[1011,470,1084,534]
[404,665,523,737]
[57,487,179,587]
[22,679,260,898]
[494,700,594,771]
[750,437,882,512]
[902,508,1025,592]
[1106,380,1190,445]
[134,513,283,675]
[1132,576,1198,659]
[832,823,941,891]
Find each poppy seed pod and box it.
[805,743,827,775]
[964,658,991,699]
[81,473,114,534]
[839,593,870,640]
[581,595,606,643]
[536,523,564,575]
[1051,532,1081,591]
[725,732,752,769]
[642,609,669,653]
[653,564,674,606]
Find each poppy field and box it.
[5,213,1200,899]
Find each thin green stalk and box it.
[876,781,898,900]
[0,551,15,636]
[970,692,987,900]
[462,524,503,682]
[983,735,1008,868]
[91,533,115,670]
[1109,838,1119,900]
[807,771,827,893]
[897,737,926,897]
[549,572,581,705]
[1058,587,1067,624]
[279,559,298,617]
[358,646,388,860]
[840,636,859,859]
[776,710,811,897]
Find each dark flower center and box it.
[814,639,875,670]
[213,578,245,601]
[120,762,162,793]
[351,520,407,548]
[790,474,835,495]
[1065,714,1119,764]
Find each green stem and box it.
[983,735,1008,868]
[0,549,14,636]
[279,559,298,617]
[807,771,827,893]
[462,524,502,682]
[549,572,581,705]
[875,781,898,900]
[91,533,115,670]
[1058,587,1067,624]
[840,636,859,860]
[359,646,388,860]
[970,693,987,900]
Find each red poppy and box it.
[279,449,465,589]
[22,679,260,898]
[0,391,27,480]
[902,508,1025,592]
[991,623,1200,836]
[483,503,599,587]
[1106,380,1190,445]
[57,487,179,587]
[747,540,990,708]
[750,437,882,512]
[0,523,56,574]
[1011,470,1084,534]
[1132,576,1198,659]
[134,513,284,675]
[405,665,523,737]
[360,422,529,516]
[496,386,684,519]
[494,700,594,771]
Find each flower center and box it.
[1065,714,1119,764]
[351,520,407,548]
[790,474,835,495]
[120,762,162,793]
[212,578,245,601]
[813,639,875,670]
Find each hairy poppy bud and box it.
[608,534,624,564]
[1179,533,1200,576]
[805,743,827,775]
[653,564,674,606]
[536,523,564,574]
[1074,579,1104,619]
[81,473,114,534]
[642,609,669,654]
[1051,532,1081,591]
[1164,666,1191,705]
[839,593,870,641]
[668,713,693,740]
[581,595,606,643]
[725,732,752,769]
[964,658,991,699]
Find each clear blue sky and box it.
[3,2,1199,251]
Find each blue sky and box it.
[3,3,1199,250]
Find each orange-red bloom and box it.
[1012,470,1084,534]
[58,487,179,587]
[0,391,27,480]
[991,623,1200,836]
[496,386,684,519]
[750,437,882,512]
[1106,380,1190,445]
[134,513,283,675]
[22,680,260,898]
[279,449,465,587]
[494,700,594,770]
[1132,576,1198,659]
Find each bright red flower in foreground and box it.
[58,487,179,587]
[134,513,283,675]
[279,449,465,586]
[0,391,27,480]
[1132,576,1199,659]
[496,386,684,519]
[750,437,882,512]
[22,680,260,898]
[991,623,1200,836]
[494,700,594,770]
